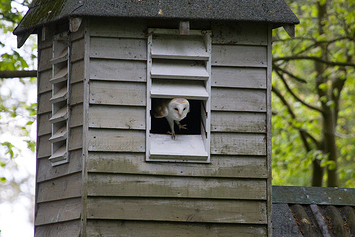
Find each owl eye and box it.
[183,108,186,111]
[174,108,178,111]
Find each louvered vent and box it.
[146,28,211,163]
[48,32,70,166]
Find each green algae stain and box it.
[20,0,67,28]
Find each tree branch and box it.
[0,70,37,78]
[274,69,324,113]
[273,56,355,68]
[272,86,319,150]
[273,64,307,83]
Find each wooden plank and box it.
[90,59,146,82]
[87,220,267,237]
[151,60,209,80]
[211,111,266,133]
[273,186,355,206]
[212,22,267,45]
[89,105,145,130]
[151,79,208,100]
[35,198,81,226]
[71,60,84,84]
[70,20,85,41]
[87,198,267,224]
[35,220,81,237]
[37,149,82,182]
[37,172,82,203]
[89,81,146,106]
[70,81,84,105]
[69,103,83,128]
[211,133,266,156]
[87,174,266,200]
[212,88,266,112]
[38,91,52,115]
[37,134,51,158]
[69,126,83,151]
[90,37,146,60]
[211,45,267,67]
[88,129,145,152]
[38,47,52,72]
[87,153,267,179]
[151,35,209,60]
[211,67,266,89]
[38,112,52,136]
[71,39,85,62]
[90,18,146,38]
[38,69,52,93]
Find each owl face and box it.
[168,98,190,121]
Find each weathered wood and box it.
[69,81,84,105]
[37,149,82,182]
[90,59,146,82]
[211,133,266,156]
[89,105,145,130]
[211,67,266,89]
[88,129,145,152]
[273,186,355,206]
[87,220,267,237]
[212,88,266,112]
[87,153,267,179]
[211,45,267,67]
[71,60,85,84]
[87,198,267,224]
[90,37,147,60]
[69,103,83,128]
[71,39,85,62]
[37,134,51,158]
[87,173,266,200]
[38,47,52,72]
[151,35,209,60]
[90,18,147,38]
[35,220,81,237]
[212,22,267,45]
[35,198,81,226]
[37,172,82,203]
[151,60,209,80]
[38,69,52,93]
[69,126,83,151]
[211,111,266,133]
[89,81,146,106]
[38,91,52,115]
[38,112,52,136]
[70,20,85,41]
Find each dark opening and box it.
[151,99,201,135]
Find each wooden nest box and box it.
[14,0,298,236]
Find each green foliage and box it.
[272,0,355,187]
[0,0,37,202]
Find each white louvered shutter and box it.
[146,29,211,163]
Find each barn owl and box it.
[153,98,190,139]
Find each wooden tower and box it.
[14,1,298,236]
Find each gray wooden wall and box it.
[34,18,271,236]
[35,24,85,236]
[85,18,270,236]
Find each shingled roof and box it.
[272,186,355,236]
[14,0,299,47]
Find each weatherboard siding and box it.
[85,19,269,236]
[35,25,85,236]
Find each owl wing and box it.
[152,99,169,118]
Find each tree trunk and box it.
[314,0,338,187]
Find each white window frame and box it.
[146,28,211,163]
